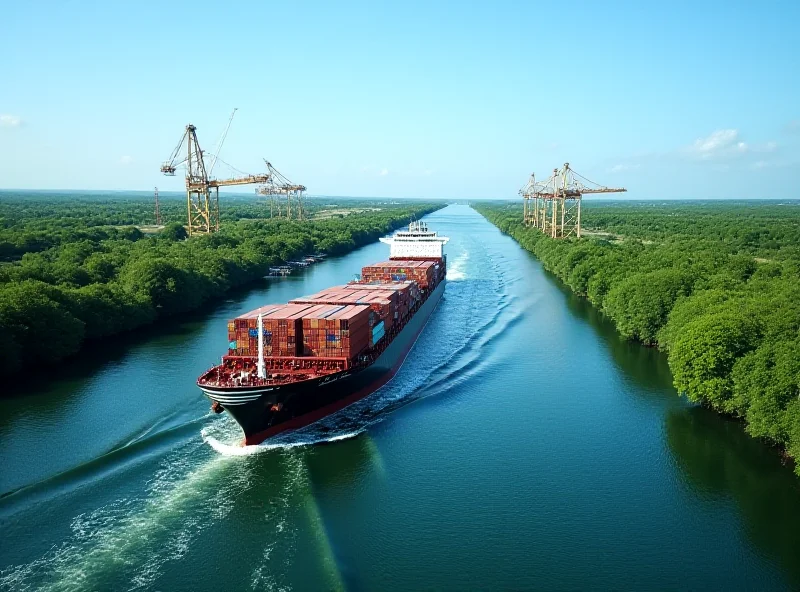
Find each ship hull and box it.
[201,279,445,445]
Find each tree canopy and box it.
[0,192,443,378]
[475,199,800,477]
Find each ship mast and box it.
[257,313,266,379]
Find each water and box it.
[2,205,800,591]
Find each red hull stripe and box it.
[243,295,438,446]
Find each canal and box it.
[2,204,799,591]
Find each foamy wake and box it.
[446,250,469,281]
[0,440,253,592]
[201,427,362,456]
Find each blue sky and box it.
[1,0,798,199]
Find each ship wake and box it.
[202,419,364,456]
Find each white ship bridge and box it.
[380,220,450,259]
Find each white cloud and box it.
[119,155,133,165]
[379,168,389,176]
[686,130,778,162]
[0,114,22,127]
[689,129,746,159]
[609,164,640,173]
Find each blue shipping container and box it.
[372,321,385,344]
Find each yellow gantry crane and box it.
[160,109,271,235]
[256,160,307,220]
[521,163,626,238]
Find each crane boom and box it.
[206,174,271,188]
[208,108,238,177]
[577,187,627,194]
[160,128,190,175]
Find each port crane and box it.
[160,109,271,235]
[153,186,162,225]
[256,160,307,220]
[521,163,626,238]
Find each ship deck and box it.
[197,356,350,388]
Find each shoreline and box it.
[0,205,445,387]
[473,202,800,478]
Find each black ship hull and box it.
[200,279,445,445]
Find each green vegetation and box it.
[475,200,800,476]
[0,191,442,378]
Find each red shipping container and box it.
[360,260,438,289]
[291,287,398,330]
[300,304,371,358]
[229,303,316,357]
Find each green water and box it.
[2,205,799,591]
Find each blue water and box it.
[1,204,799,591]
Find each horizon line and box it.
[0,188,798,201]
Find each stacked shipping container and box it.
[360,260,439,288]
[291,281,421,332]
[301,304,371,358]
[345,281,422,303]
[228,303,315,357]
[291,288,395,331]
[227,264,433,361]
[346,281,421,328]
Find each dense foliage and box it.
[475,200,800,476]
[0,191,443,378]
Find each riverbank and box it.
[0,199,444,380]
[473,201,800,477]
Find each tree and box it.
[668,312,760,412]
[161,222,188,241]
[732,340,800,443]
[0,281,85,366]
[603,269,693,344]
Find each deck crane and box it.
[160,110,270,235]
[521,163,626,238]
[256,160,307,220]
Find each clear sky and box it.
[2,1,798,199]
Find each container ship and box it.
[197,220,449,445]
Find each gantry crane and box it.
[153,186,162,225]
[160,110,271,235]
[256,160,307,220]
[521,163,626,238]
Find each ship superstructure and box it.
[379,220,450,259]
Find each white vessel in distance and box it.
[380,220,450,259]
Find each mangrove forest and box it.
[475,200,800,477]
[0,192,442,378]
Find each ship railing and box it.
[205,355,352,387]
